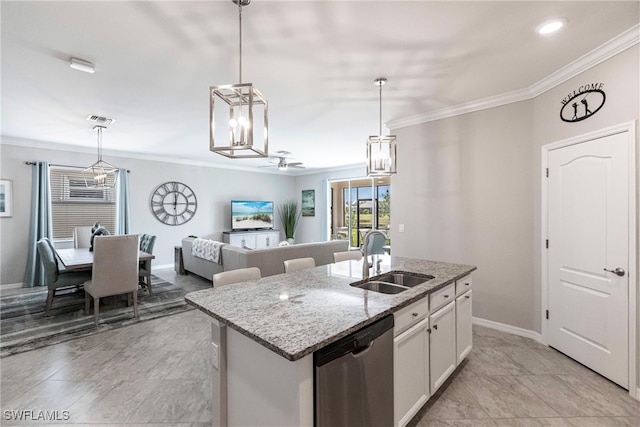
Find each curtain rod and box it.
[25,161,130,172]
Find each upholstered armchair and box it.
[36,238,92,316]
[84,234,139,326]
[138,233,156,295]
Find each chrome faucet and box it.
[361,230,387,279]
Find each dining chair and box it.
[37,238,92,316]
[284,257,316,273]
[73,226,93,249]
[333,250,363,263]
[84,234,139,326]
[138,233,157,295]
[212,267,261,287]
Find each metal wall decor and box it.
[560,83,606,123]
[210,0,268,158]
[150,182,197,226]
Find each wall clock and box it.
[150,181,197,226]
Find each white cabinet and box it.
[456,290,473,364]
[394,298,429,427]
[223,230,280,249]
[429,301,456,395]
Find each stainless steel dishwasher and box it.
[314,314,394,427]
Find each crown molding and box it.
[388,23,640,130]
[0,136,358,176]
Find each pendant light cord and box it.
[97,127,103,161]
[379,82,383,136]
[238,2,243,84]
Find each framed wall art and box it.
[301,189,315,217]
[0,179,13,217]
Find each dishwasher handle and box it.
[351,341,374,357]
[314,314,394,367]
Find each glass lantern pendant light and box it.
[366,77,397,176]
[84,125,118,188]
[210,0,268,158]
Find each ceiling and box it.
[2,1,638,174]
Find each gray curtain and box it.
[24,162,52,287]
[115,170,131,235]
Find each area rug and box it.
[0,276,194,357]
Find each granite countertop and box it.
[185,256,476,361]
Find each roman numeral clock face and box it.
[150,182,197,226]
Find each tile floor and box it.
[1,267,639,426]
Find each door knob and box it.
[603,267,626,277]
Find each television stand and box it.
[223,230,280,250]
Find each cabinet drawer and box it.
[394,298,429,336]
[455,275,473,296]
[429,283,455,312]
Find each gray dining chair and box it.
[37,238,92,316]
[138,233,156,295]
[212,267,261,287]
[84,234,139,326]
[284,257,316,273]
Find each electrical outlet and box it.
[399,224,405,233]
[211,342,219,369]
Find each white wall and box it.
[0,142,296,285]
[392,101,535,330]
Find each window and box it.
[330,177,391,249]
[49,167,116,240]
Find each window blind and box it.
[50,167,116,239]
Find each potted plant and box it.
[278,199,301,244]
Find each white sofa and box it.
[181,237,349,281]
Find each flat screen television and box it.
[231,200,274,231]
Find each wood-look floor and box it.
[1,267,638,426]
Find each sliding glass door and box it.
[329,177,390,250]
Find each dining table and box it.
[55,247,155,271]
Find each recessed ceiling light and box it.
[70,57,95,73]
[536,18,568,35]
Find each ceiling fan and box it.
[260,150,305,171]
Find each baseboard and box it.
[153,263,174,270]
[1,282,24,290]
[472,316,544,344]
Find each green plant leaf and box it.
[278,199,301,239]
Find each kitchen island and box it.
[185,256,476,427]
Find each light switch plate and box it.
[399,224,405,232]
[211,342,219,369]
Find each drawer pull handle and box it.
[465,283,470,286]
[465,295,470,299]
[444,295,450,298]
[433,324,438,330]
[412,312,418,317]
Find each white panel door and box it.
[548,131,629,388]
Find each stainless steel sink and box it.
[375,272,434,288]
[352,281,409,294]
[350,271,434,294]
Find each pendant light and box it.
[210,0,268,158]
[366,77,397,176]
[84,125,118,188]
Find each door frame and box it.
[541,120,637,399]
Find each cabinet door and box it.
[229,234,256,249]
[256,231,278,248]
[394,318,429,427]
[456,290,473,364]
[429,301,456,395]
